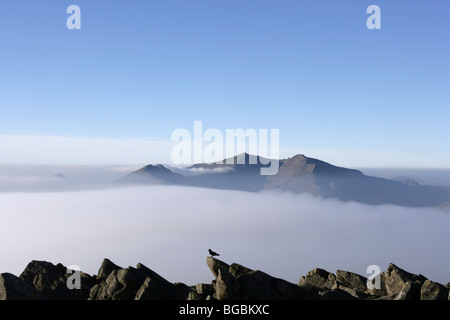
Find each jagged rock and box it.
[186,290,203,300]
[206,257,240,300]
[0,273,46,300]
[420,280,449,300]
[90,267,140,300]
[135,263,191,300]
[96,258,122,280]
[336,270,368,293]
[2,258,449,301]
[229,263,253,278]
[110,268,141,299]
[298,268,336,290]
[214,268,240,300]
[239,270,316,300]
[382,263,427,296]
[91,267,143,300]
[195,283,214,296]
[137,279,190,300]
[90,262,190,300]
[235,269,284,299]
[207,259,317,300]
[206,257,230,278]
[135,276,167,300]
[19,260,96,300]
[394,281,421,300]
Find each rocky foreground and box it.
[0,257,449,300]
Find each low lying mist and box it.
[166,165,235,176]
[0,184,449,286]
[0,164,139,192]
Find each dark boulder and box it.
[90,262,191,300]
[298,268,336,290]
[394,281,422,300]
[19,260,96,300]
[135,262,191,300]
[96,258,122,280]
[214,268,240,300]
[206,257,230,278]
[382,263,427,296]
[335,269,369,294]
[207,258,317,300]
[229,263,253,279]
[420,280,449,300]
[240,269,316,300]
[0,273,46,300]
[186,290,204,300]
[195,283,215,296]
[98,268,142,300]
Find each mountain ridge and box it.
[117,153,450,207]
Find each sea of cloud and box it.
[0,184,449,286]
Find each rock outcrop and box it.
[1,258,449,300]
[19,260,97,300]
[89,261,191,300]
[0,273,46,300]
[420,280,449,300]
[298,268,336,290]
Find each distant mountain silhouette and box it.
[117,153,450,207]
[116,164,186,185]
[53,173,68,180]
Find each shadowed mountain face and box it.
[266,155,450,207]
[265,154,363,196]
[187,153,282,191]
[117,153,450,207]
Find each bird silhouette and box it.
[208,249,220,257]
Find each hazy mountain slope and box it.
[265,154,450,206]
[188,153,281,191]
[116,164,186,185]
[264,154,363,196]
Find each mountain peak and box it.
[117,164,184,185]
[138,164,170,173]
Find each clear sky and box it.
[0,0,449,168]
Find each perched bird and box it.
[208,249,220,257]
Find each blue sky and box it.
[0,0,449,167]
